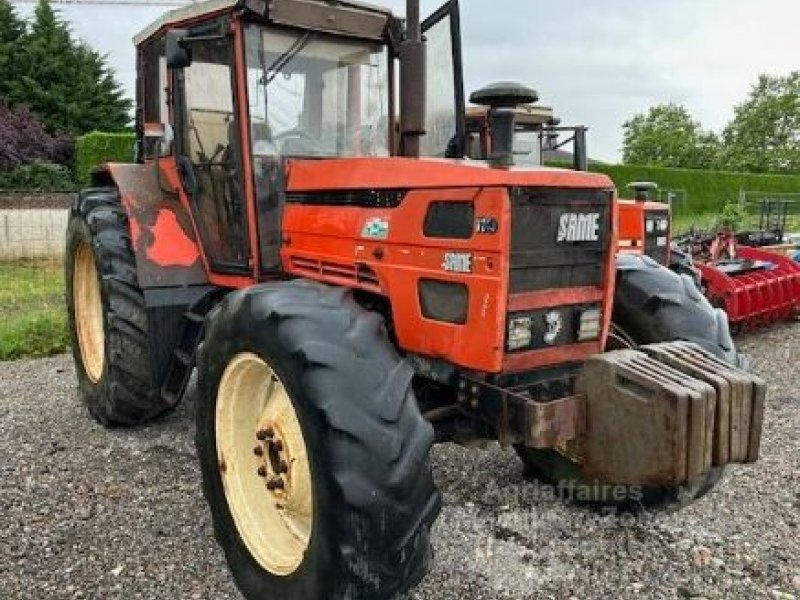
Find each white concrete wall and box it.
[0,209,69,260]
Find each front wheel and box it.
[65,187,163,426]
[195,281,440,599]
[516,256,736,511]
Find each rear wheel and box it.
[195,281,440,599]
[65,187,163,426]
[516,255,735,511]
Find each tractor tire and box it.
[516,255,737,512]
[611,254,736,363]
[195,281,440,600]
[66,187,162,426]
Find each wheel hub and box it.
[215,353,313,577]
[254,423,294,501]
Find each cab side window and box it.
[139,37,170,158]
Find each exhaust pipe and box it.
[399,0,426,157]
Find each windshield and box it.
[244,24,390,158]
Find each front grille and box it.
[644,210,670,265]
[509,188,612,293]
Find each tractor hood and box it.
[285,157,613,192]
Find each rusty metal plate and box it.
[524,394,586,449]
[641,342,766,464]
[575,349,716,486]
[621,352,716,481]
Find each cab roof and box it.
[134,0,394,46]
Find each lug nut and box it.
[256,426,275,441]
[257,466,267,477]
[267,478,285,491]
[253,446,264,457]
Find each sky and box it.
[13,0,800,162]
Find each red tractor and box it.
[65,1,765,598]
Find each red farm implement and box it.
[682,230,800,330]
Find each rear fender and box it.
[91,162,207,289]
[91,163,215,393]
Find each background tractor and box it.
[65,1,765,598]
[465,100,800,330]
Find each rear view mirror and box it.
[166,29,192,69]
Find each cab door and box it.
[175,28,250,274]
[421,0,466,158]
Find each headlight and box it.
[646,219,655,233]
[507,315,532,350]
[577,308,602,342]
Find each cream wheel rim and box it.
[215,353,313,576]
[73,241,105,383]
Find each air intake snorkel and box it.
[470,82,538,168]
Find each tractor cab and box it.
[465,96,588,171]
[466,101,555,167]
[135,0,465,276]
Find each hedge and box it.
[0,161,76,191]
[573,163,800,216]
[70,132,800,214]
[74,131,136,185]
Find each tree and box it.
[621,103,720,169]
[0,99,73,171]
[7,0,131,135]
[0,0,26,100]
[718,72,800,174]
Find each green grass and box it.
[0,260,68,360]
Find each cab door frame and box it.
[172,17,254,277]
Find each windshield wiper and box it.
[264,32,315,86]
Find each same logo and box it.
[557,213,601,243]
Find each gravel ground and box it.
[1,324,798,600]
